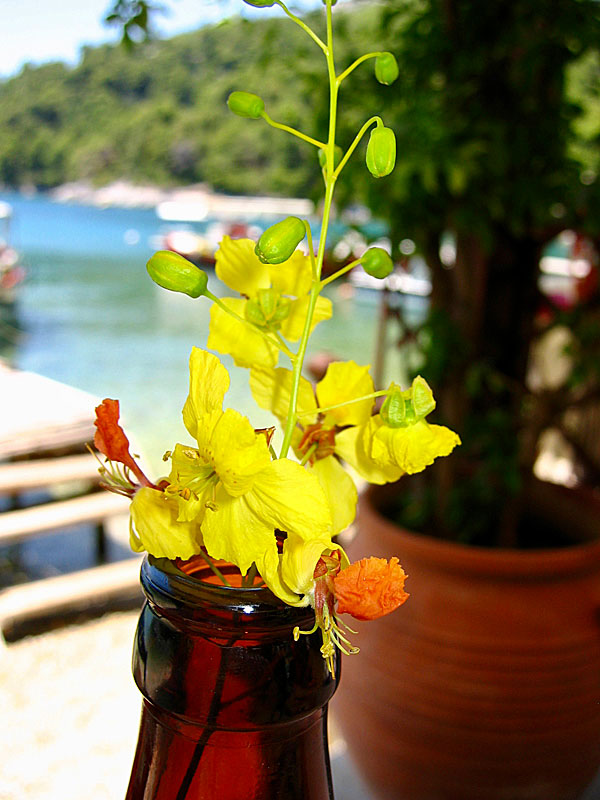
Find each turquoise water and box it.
[2,191,426,475]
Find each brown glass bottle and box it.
[125,555,340,800]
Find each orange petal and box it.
[333,556,409,620]
[94,398,152,487]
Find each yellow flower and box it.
[336,377,461,480]
[130,486,203,560]
[208,236,332,368]
[164,347,335,605]
[250,360,377,533]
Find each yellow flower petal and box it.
[215,236,270,297]
[280,295,332,342]
[201,484,277,576]
[182,347,229,440]
[255,545,310,607]
[245,457,332,540]
[316,360,374,427]
[371,418,461,474]
[208,298,279,368]
[268,250,312,297]
[281,532,335,596]
[311,455,357,535]
[249,366,318,424]
[211,408,271,496]
[130,486,202,559]
[335,422,404,484]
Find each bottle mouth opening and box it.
[174,554,266,588]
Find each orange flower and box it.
[94,398,154,488]
[333,556,409,621]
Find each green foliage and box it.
[0,13,332,193]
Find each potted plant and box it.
[92,2,462,797]
[332,1,600,798]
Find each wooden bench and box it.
[0,556,143,642]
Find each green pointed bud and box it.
[375,53,399,85]
[366,126,396,178]
[243,0,276,6]
[318,145,343,171]
[245,297,267,326]
[271,295,292,323]
[227,91,265,119]
[380,383,406,428]
[146,250,208,298]
[257,288,277,320]
[255,216,306,264]
[360,247,394,279]
[411,375,436,419]
[322,0,338,5]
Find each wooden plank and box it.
[0,557,143,639]
[0,454,102,495]
[0,491,130,546]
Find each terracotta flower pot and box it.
[333,479,600,800]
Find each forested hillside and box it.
[0,7,380,196]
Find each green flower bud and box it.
[380,383,406,428]
[360,247,394,279]
[227,91,265,119]
[380,377,436,428]
[366,126,396,178]
[245,289,291,328]
[146,250,208,298]
[322,0,338,5]
[375,53,399,85]
[318,145,343,171]
[243,0,276,6]
[255,216,306,264]
[411,375,436,418]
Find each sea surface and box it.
[0,189,426,582]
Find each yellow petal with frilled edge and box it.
[166,443,217,523]
[182,347,229,440]
[245,457,332,541]
[201,483,278,577]
[316,360,375,427]
[215,236,270,297]
[268,250,312,298]
[208,298,279,368]
[371,418,461,475]
[249,366,318,425]
[280,295,332,342]
[281,533,337,596]
[130,486,202,559]
[311,455,358,535]
[335,421,404,484]
[211,408,271,496]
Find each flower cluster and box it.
[94,0,460,673]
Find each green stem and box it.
[336,52,383,86]
[319,256,364,288]
[297,389,388,419]
[201,549,231,587]
[334,115,381,179]
[304,220,318,280]
[279,0,339,459]
[261,111,326,149]
[276,0,328,53]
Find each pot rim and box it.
[360,480,600,580]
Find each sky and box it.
[0,0,323,79]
